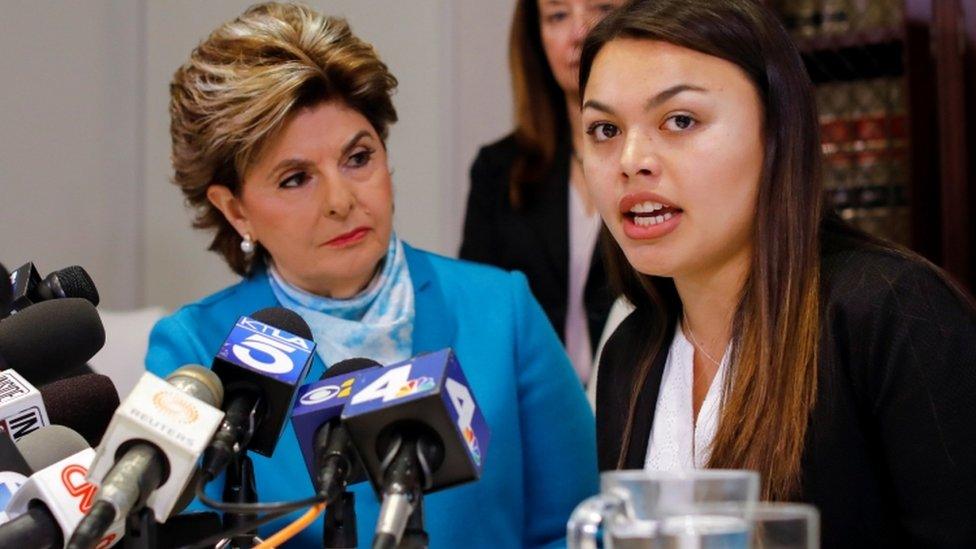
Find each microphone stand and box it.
[322,491,357,548]
[122,507,158,549]
[216,453,262,549]
[398,495,427,549]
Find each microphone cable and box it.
[194,473,326,515]
[177,500,327,549]
[253,501,327,549]
[176,507,293,549]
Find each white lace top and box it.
[644,322,730,471]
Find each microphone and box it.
[68,366,225,549]
[341,349,491,549]
[0,370,120,446]
[0,432,30,476]
[0,298,105,386]
[0,263,11,319]
[0,425,89,526]
[5,263,99,317]
[40,374,120,447]
[2,432,124,548]
[201,307,315,479]
[0,433,31,525]
[0,369,48,442]
[15,425,90,472]
[292,358,382,501]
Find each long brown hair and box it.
[508,0,569,209]
[580,0,822,500]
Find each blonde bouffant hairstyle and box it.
[169,2,398,275]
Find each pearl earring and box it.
[240,234,255,254]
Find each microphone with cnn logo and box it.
[65,366,225,549]
[2,442,123,548]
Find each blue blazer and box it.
[145,244,598,547]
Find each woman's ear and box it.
[207,185,251,237]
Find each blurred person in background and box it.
[460,0,625,385]
[581,0,976,546]
[146,3,597,546]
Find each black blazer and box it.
[460,134,615,353]
[596,236,976,547]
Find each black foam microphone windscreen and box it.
[0,298,105,386]
[14,425,90,473]
[5,263,100,316]
[41,374,120,447]
[44,266,99,307]
[253,306,313,340]
[322,357,382,380]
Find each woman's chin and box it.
[623,250,680,279]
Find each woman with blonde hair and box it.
[147,3,597,546]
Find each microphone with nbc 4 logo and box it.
[293,348,491,549]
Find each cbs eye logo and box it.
[300,378,355,405]
[152,391,199,424]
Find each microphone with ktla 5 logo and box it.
[341,349,491,549]
[65,366,225,549]
[200,307,315,480]
[1,429,123,548]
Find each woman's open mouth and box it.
[620,197,683,240]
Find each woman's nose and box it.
[619,131,659,181]
[321,179,355,219]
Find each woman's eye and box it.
[348,149,373,168]
[595,3,616,13]
[279,172,309,189]
[663,114,697,132]
[544,12,568,24]
[586,122,620,142]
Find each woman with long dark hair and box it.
[579,0,976,546]
[460,0,623,383]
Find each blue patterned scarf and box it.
[267,234,414,368]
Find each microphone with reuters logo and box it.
[67,366,225,549]
[152,391,200,425]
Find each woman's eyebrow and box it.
[644,84,708,111]
[341,130,372,157]
[268,158,315,181]
[582,84,708,116]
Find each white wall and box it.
[0,1,144,309]
[1,1,515,312]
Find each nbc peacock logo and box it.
[393,377,435,399]
[463,426,482,466]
